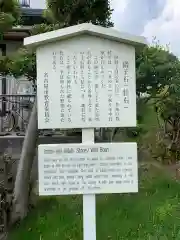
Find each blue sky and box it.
[30,0,180,56]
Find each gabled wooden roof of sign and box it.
[24,23,147,48]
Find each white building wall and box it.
[0,40,34,95]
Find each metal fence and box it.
[0,95,105,138]
[0,95,35,133]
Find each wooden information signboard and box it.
[24,23,146,240]
[36,36,136,129]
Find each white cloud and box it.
[142,0,180,56]
[29,0,180,56]
[111,0,167,35]
[111,0,128,30]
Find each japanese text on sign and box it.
[36,36,136,129]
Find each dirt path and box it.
[139,160,180,181]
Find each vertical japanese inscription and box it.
[80,52,86,122]
[114,55,120,95]
[73,55,78,84]
[60,51,65,123]
[94,55,100,121]
[123,61,130,108]
[60,50,64,65]
[52,51,57,71]
[100,51,105,89]
[114,55,120,121]
[107,50,113,122]
[44,72,50,123]
[123,61,129,86]
[87,50,92,122]
[66,55,72,123]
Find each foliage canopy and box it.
[0,0,21,33]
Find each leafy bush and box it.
[125,124,147,138]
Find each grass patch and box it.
[9,166,180,240]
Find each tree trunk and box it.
[12,98,38,222]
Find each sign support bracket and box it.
[82,128,96,240]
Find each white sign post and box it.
[82,128,96,240]
[24,23,146,240]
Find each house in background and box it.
[0,0,46,132]
[0,0,45,95]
